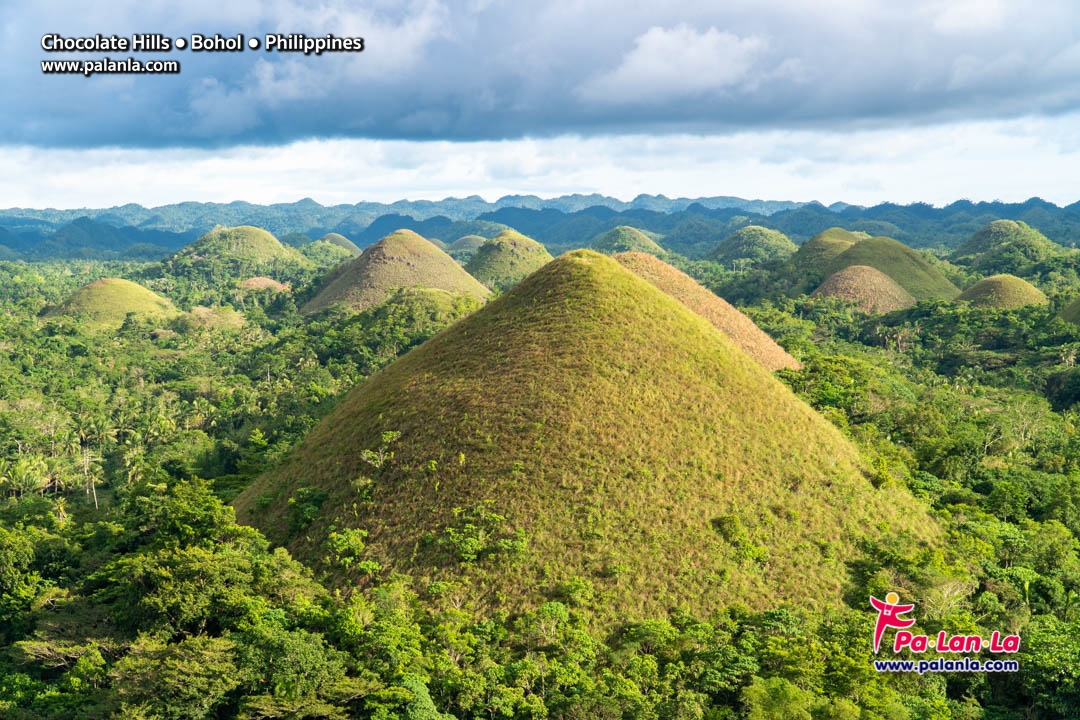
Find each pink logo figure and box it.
[870,592,916,653]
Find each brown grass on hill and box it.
[956,274,1048,309]
[240,276,290,291]
[188,306,245,329]
[302,229,490,314]
[613,252,801,371]
[812,265,916,314]
[235,251,937,624]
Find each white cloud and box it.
[3,117,1080,210]
[933,0,1007,35]
[579,24,767,104]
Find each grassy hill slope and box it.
[614,251,801,371]
[956,274,1048,309]
[301,229,490,314]
[590,226,666,255]
[317,233,362,256]
[46,278,180,330]
[464,230,554,290]
[826,236,959,301]
[164,225,314,285]
[237,251,936,623]
[776,228,868,295]
[952,220,1064,275]
[811,265,916,314]
[711,225,797,266]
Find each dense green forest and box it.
[5,216,1080,719]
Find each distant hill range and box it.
[3,194,1080,259]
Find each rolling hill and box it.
[301,229,490,314]
[590,226,666,255]
[956,274,1048,309]
[45,278,181,330]
[164,225,314,281]
[952,220,1065,275]
[613,252,801,371]
[826,236,959,301]
[463,230,554,290]
[236,250,936,623]
[317,233,362,256]
[811,265,916,314]
[1060,297,1080,325]
[447,234,489,262]
[775,227,870,295]
[710,225,797,267]
[791,228,866,274]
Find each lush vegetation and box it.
[710,226,798,269]
[7,214,1080,718]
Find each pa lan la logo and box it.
[870,592,1020,655]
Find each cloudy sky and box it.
[4,0,1080,208]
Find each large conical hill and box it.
[952,220,1063,275]
[613,252,800,371]
[811,265,916,314]
[45,278,181,330]
[776,227,868,295]
[710,225,797,266]
[166,225,314,281]
[591,225,666,255]
[826,236,959,301]
[237,250,937,623]
[175,225,311,266]
[790,228,866,275]
[956,274,1048,309]
[301,229,490,314]
[464,230,554,290]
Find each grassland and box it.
[826,236,959,301]
[591,225,666,255]
[791,228,866,275]
[317,233,362,256]
[710,225,797,266]
[811,265,916,314]
[45,278,181,331]
[464,230,554,290]
[177,225,312,266]
[957,274,1048,309]
[240,276,290,291]
[614,251,801,371]
[301,229,490,314]
[236,250,937,624]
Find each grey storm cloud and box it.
[5,0,1080,148]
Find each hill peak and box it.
[826,236,958,301]
[301,229,490,314]
[957,274,1048,309]
[237,250,936,623]
[46,278,180,331]
[463,230,553,290]
[590,225,666,255]
[812,265,916,314]
[613,251,800,371]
